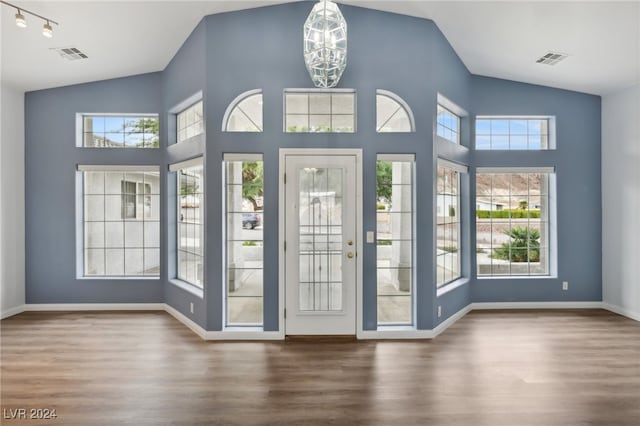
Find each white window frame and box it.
[436,159,468,289]
[376,90,416,133]
[176,101,204,144]
[222,89,263,132]
[170,157,205,289]
[475,116,556,150]
[76,165,160,279]
[475,166,557,279]
[283,88,356,133]
[76,113,159,148]
[223,153,265,328]
[376,153,416,328]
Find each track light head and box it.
[42,20,53,38]
[15,10,26,28]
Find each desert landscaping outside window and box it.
[224,154,264,326]
[79,165,160,277]
[376,154,415,326]
[177,101,204,144]
[476,168,554,276]
[436,160,467,287]
[284,89,355,133]
[80,114,159,148]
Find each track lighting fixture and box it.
[1,0,59,38]
[15,10,26,28]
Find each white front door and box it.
[284,153,359,335]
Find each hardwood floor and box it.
[1,309,639,425]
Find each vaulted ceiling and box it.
[2,1,638,95]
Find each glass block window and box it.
[436,162,463,287]
[177,160,204,288]
[475,118,550,150]
[224,154,264,326]
[80,166,160,277]
[376,155,414,326]
[223,90,263,132]
[177,101,204,144]
[376,90,415,133]
[81,115,159,148]
[476,170,552,276]
[284,90,355,133]
[436,105,460,144]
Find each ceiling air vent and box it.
[536,52,568,66]
[51,47,88,61]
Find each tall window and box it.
[177,101,204,144]
[475,117,551,150]
[436,160,466,287]
[223,90,263,132]
[476,169,553,276]
[436,105,460,144]
[80,115,159,148]
[376,155,414,326]
[79,166,160,277]
[224,154,264,326]
[172,159,204,288]
[376,90,415,133]
[284,90,355,133]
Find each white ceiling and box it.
[1,1,639,95]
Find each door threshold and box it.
[285,335,357,342]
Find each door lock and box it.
[347,240,353,246]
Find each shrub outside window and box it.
[476,169,553,276]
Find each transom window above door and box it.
[284,89,355,133]
[223,89,263,132]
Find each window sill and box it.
[169,279,204,299]
[223,326,264,332]
[376,325,416,331]
[476,275,558,281]
[437,277,470,297]
[78,276,160,281]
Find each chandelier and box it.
[303,0,347,88]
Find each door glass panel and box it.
[298,167,343,311]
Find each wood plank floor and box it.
[1,309,639,425]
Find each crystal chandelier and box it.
[303,0,347,88]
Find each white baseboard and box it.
[164,304,207,339]
[1,304,25,320]
[471,301,603,310]
[23,303,166,311]
[433,304,474,338]
[4,301,637,342]
[358,328,434,339]
[602,302,640,322]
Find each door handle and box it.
[347,252,354,259]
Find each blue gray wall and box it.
[25,73,164,303]
[23,2,601,330]
[470,76,602,303]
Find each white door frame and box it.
[279,148,363,336]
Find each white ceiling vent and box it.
[535,52,568,66]
[51,47,89,61]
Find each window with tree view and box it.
[81,115,159,148]
[224,155,264,326]
[476,170,552,276]
[376,155,414,326]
